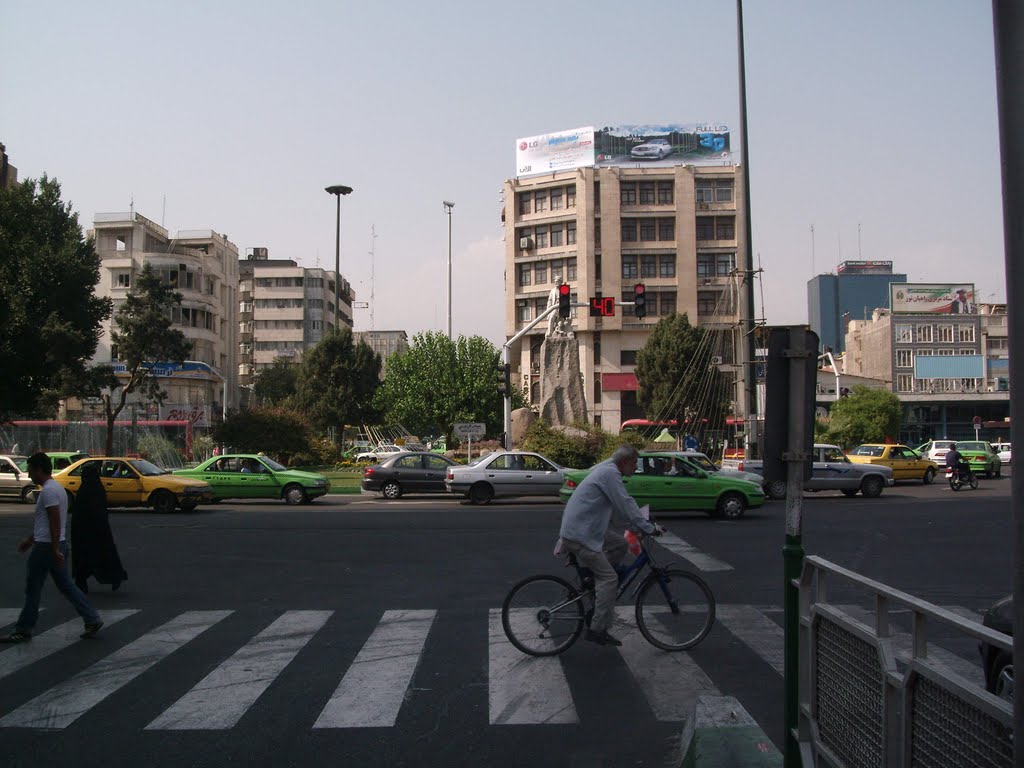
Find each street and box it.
[0,476,1014,768]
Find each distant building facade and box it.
[354,330,408,366]
[0,143,17,188]
[808,261,907,353]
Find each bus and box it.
[620,419,680,441]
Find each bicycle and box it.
[501,531,716,656]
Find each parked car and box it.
[979,595,1013,701]
[56,457,213,513]
[355,444,409,463]
[173,454,330,504]
[846,444,940,484]
[0,455,37,503]
[916,440,957,465]
[996,443,1012,465]
[734,444,895,500]
[953,441,1002,478]
[630,137,673,160]
[559,451,766,520]
[445,451,566,504]
[362,452,459,499]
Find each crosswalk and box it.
[0,601,988,732]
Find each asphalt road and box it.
[0,473,1014,768]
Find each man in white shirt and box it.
[0,453,103,643]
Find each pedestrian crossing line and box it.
[488,609,578,725]
[0,610,232,730]
[714,605,785,676]
[612,607,719,721]
[0,610,140,682]
[146,610,332,730]
[314,609,437,728]
[656,533,733,572]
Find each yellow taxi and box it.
[55,457,213,513]
[846,444,940,484]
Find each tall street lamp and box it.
[325,185,354,331]
[443,201,455,338]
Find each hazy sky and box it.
[2,1,1006,345]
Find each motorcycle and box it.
[946,465,979,491]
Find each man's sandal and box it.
[0,631,31,643]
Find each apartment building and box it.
[503,159,748,433]
[808,261,907,353]
[237,248,354,389]
[354,330,408,367]
[90,212,239,424]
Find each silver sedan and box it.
[444,451,566,504]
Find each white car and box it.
[445,451,566,504]
[630,138,673,160]
[916,440,956,465]
[355,444,409,463]
[673,451,765,487]
[0,455,37,503]
[996,443,1011,465]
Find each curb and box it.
[679,695,782,767]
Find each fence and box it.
[0,420,195,467]
[797,556,1013,767]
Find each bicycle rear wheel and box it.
[635,568,715,651]
[502,575,586,656]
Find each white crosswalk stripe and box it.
[655,533,733,572]
[714,605,785,675]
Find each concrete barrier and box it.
[679,695,781,768]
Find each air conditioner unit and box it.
[710,356,723,365]
[520,236,533,250]
[698,203,711,211]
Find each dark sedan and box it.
[361,452,459,499]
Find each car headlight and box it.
[313,479,326,486]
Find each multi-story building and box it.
[503,161,748,433]
[808,261,907,354]
[237,248,354,390]
[0,143,17,188]
[354,330,408,368]
[89,212,240,424]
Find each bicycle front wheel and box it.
[502,575,586,656]
[635,568,716,651]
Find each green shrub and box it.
[519,421,647,469]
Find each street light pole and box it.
[325,185,354,332]
[443,201,454,338]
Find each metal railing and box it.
[797,556,1013,767]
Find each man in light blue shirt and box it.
[559,444,661,646]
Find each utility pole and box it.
[443,201,454,338]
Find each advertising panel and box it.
[111,361,223,380]
[515,123,732,177]
[890,284,977,314]
[837,260,893,274]
[158,403,210,427]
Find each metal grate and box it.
[910,676,1013,768]
[815,617,885,768]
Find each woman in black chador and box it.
[71,463,127,593]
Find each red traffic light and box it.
[634,283,646,295]
[558,283,571,296]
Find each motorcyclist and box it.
[944,443,972,481]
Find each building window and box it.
[937,325,954,343]
[533,191,547,212]
[697,254,714,277]
[697,291,718,315]
[116,236,127,251]
[518,193,531,216]
[594,374,602,404]
[639,182,655,204]
[960,348,976,356]
[622,220,637,242]
[916,349,933,357]
[958,325,976,343]
[622,256,638,280]
[595,254,602,278]
[715,179,734,203]
[566,257,577,280]
[896,349,914,368]
[534,297,546,319]
[594,181,600,212]
[518,263,531,287]
[550,226,563,247]
[517,302,530,323]
[620,182,637,205]
[534,261,547,285]
[535,227,548,248]
[658,182,674,205]
[620,350,638,365]
[640,219,656,241]
[566,221,576,245]
[594,332,602,364]
[550,259,563,283]
[696,218,714,240]
[937,348,955,356]
[566,186,576,208]
[641,255,657,278]
[916,325,933,342]
[595,220,601,246]
[696,181,713,204]
[896,374,914,392]
[659,255,676,278]
[895,324,913,343]
[716,217,735,240]
[115,272,131,288]
[717,253,736,275]
[659,291,677,316]
[550,188,563,210]
[659,218,675,240]
[622,289,635,316]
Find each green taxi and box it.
[952,441,1002,478]
[174,454,330,504]
[559,451,766,520]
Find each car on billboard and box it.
[630,138,674,160]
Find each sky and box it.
[1,1,1007,346]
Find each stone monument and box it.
[539,278,588,426]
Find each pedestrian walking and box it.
[71,463,127,594]
[0,452,103,643]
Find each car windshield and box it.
[684,455,717,472]
[260,457,287,471]
[957,442,987,452]
[850,446,884,457]
[129,459,170,476]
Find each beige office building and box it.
[503,164,748,432]
[354,330,409,367]
[90,212,240,422]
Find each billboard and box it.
[890,284,977,314]
[837,260,893,274]
[515,123,732,177]
[111,361,224,380]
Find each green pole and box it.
[783,533,804,767]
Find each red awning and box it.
[601,373,639,391]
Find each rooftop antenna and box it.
[810,224,815,276]
[370,225,377,331]
[162,195,166,228]
[857,220,862,259]
[129,194,134,220]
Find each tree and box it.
[291,328,382,437]
[635,313,732,439]
[215,406,312,462]
[85,263,193,455]
[252,357,299,406]
[374,332,527,443]
[0,175,112,418]
[820,385,902,447]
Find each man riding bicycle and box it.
[557,445,663,647]
[945,443,972,481]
